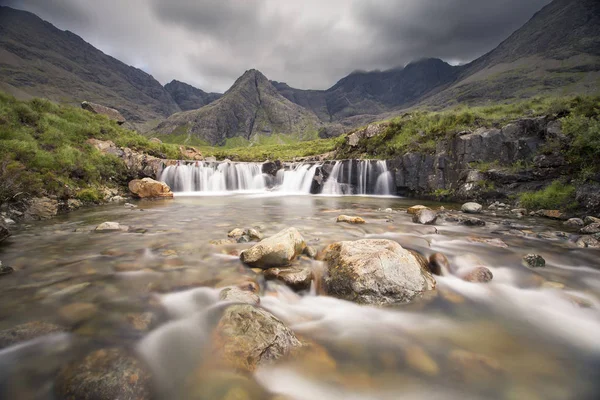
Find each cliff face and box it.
[164,80,222,111]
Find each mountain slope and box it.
[274,58,460,121]
[426,0,600,106]
[0,6,180,124]
[164,80,222,111]
[154,70,321,145]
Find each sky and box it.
[2,0,552,93]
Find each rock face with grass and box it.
[319,239,436,305]
[240,227,306,269]
[81,101,126,124]
[128,178,173,199]
[155,69,321,145]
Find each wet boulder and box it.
[564,218,584,228]
[212,304,302,372]
[55,347,153,400]
[0,219,10,244]
[428,253,451,276]
[336,215,366,224]
[522,254,546,268]
[128,178,174,199]
[412,209,437,225]
[95,222,130,232]
[584,216,600,225]
[240,227,306,269]
[461,202,483,214]
[264,264,313,291]
[581,223,600,234]
[319,239,436,305]
[407,205,430,215]
[219,287,260,305]
[461,267,494,283]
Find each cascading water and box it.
[160,160,395,196]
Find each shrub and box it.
[518,181,576,210]
[76,188,102,203]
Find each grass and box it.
[518,181,576,210]
[0,91,185,204]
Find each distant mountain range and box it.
[0,0,598,144]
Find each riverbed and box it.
[0,194,599,399]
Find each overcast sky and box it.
[3,0,552,92]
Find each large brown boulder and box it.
[319,239,436,305]
[128,178,173,199]
[240,228,306,269]
[81,101,126,125]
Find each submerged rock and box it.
[0,321,66,349]
[319,239,436,305]
[128,178,173,199]
[212,304,302,372]
[336,215,366,224]
[461,202,483,214]
[412,209,437,225]
[461,267,494,283]
[55,348,153,400]
[240,227,306,269]
[522,254,546,268]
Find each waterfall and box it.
[160,160,395,196]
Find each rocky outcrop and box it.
[81,101,126,124]
[164,80,222,111]
[319,239,436,305]
[24,197,58,220]
[86,139,168,179]
[347,123,389,147]
[240,228,306,269]
[128,178,174,199]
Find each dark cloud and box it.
[4,0,553,92]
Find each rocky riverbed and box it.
[0,194,599,399]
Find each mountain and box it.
[154,70,321,145]
[426,0,600,106]
[273,58,459,121]
[164,80,222,111]
[0,6,180,124]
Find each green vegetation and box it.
[518,181,577,210]
[0,92,183,204]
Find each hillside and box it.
[426,0,600,107]
[164,80,222,111]
[154,69,321,145]
[0,6,180,125]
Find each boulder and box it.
[564,218,584,228]
[581,223,600,234]
[81,101,126,124]
[227,228,245,238]
[319,239,436,305]
[523,254,546,268]
[428,253,451,276]
[24,197,58,220]
[95,222,130,232]
[444,215,486,227]
[129,178,174,199]
[179,145,203,160]
[0,219,10,244]
[212,304,302,372]
[407,205,430,215]
[264,265,313,291]
[461,267,494,283]
[576,236,600,249]
[412,209,437,225]
[336,215,366,224]
[461,202,483,214]
[584,216,600,225]
[240,228,306,269]
[0,321,66,349]
[55,348,153,400]
[219,287,260,305]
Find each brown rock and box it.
[462,267,493,283]
[81,101,126,124]
[264,265,313,291]
[240,227,306,269]
[336,215,366,224]
[129,178,173,199]
[179,145,203,160]
[535,210,566,220]
[428,253,451,275]
[448,349,503,387]
[407,205,430,215]
[405,345,439,376]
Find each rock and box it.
[185,369,270,400]
[0,262,14,276]
[95,222,129,232]
[428,253,451,275]
[444,215,486,227]
[303,246,317,259]
[24,197,58,220]
[212,304,302,372]
[0,321,66,349]
[412,209,438,225]
[584,216,600,225]
[67,199,83,210]
[564,218,584,228]
[109,195,125,203]
[227,228,245,238]
[405,345,439,376]
[264,265,313,291]
[448,349,503,387]
[461,202,483,214]
[522,254,546,268]
[128,178,173,199]
[55,348,153,399]
[58,303,99,325]
[319,239,436,305]
[219,287,260,305]
[81,101,126,124]
[468,237,508,248]
[246,228,263,241]
[0,219,10,243]
[336,215,366,224]
[210,239,237,246]
[576,236,600,248]
[534,210,566,220]
[581,223,600,234]
[179,145,203,160]
[461,267,493,283]
[240,228,306,269]
[407,205,430,215]
[384,208,393,213]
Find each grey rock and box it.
[581,223,600,234]
[522,254,546,268]
[584,216,600,225]
[564,218,585,228]
[264,265,313,291]
[240,227,306,269]
[462,267,494,283]
[303,246,317,259]
[95,222,129,232]
[576,236,600,248]
[320,239,436,305]
[461,202,483,214]
[412,209,438,225]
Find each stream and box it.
[0,194,599,399]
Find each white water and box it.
[161,160,394,195]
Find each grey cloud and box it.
[4,0,553,92]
